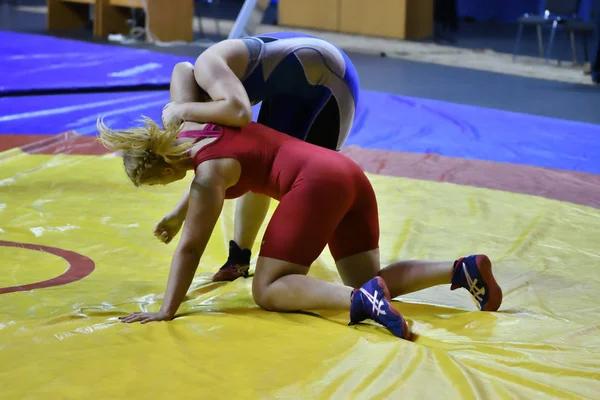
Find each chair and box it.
[592,35,600,84]
[513,0,583,62]
[555,18,596,64]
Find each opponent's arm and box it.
[178,51,253,127]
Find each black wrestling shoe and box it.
[211,240,251,282]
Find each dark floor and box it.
[2,0,595,62]
[346,52,600,124]
[435,20,597,65]
[1,0,599,125]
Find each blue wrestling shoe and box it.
[451,254,502,311]
[350,277,411,340]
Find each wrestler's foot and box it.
[211,240,251,282]
[349,277,411,340]
[451,254,502,311]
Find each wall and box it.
[457,0,593,22]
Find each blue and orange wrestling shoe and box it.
[451,254,502,311]
[350,277,412,340]
[212,241,251,282]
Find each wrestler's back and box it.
[239,33,358,107]
[192,122,362,201]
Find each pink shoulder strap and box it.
[178,124,222,140]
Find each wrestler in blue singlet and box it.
[229,32,360,151]
[194,32,361,282]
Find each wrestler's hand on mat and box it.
[154,213,184,244]
[162,102,183,127]
[119,311,174,324]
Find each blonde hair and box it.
[97,116,192,186]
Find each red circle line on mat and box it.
[0,240,95,295]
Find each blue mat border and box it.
[0,30,194,95]
[1,89,599,175]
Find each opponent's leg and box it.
[234,192,271,250]
[231,97,287,249]
[211,99,277,282]
[211,191,270,282]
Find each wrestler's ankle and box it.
[228,240,251,264]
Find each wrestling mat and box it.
[1,32,599,400]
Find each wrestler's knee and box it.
[252,256,310,311]
[252,276,283,311]
[252,286,277,311]
[251,258,279,311]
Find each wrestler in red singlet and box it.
[101,117,502,338]
[178,122,379,267]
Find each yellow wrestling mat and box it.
[1,149,599,399]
